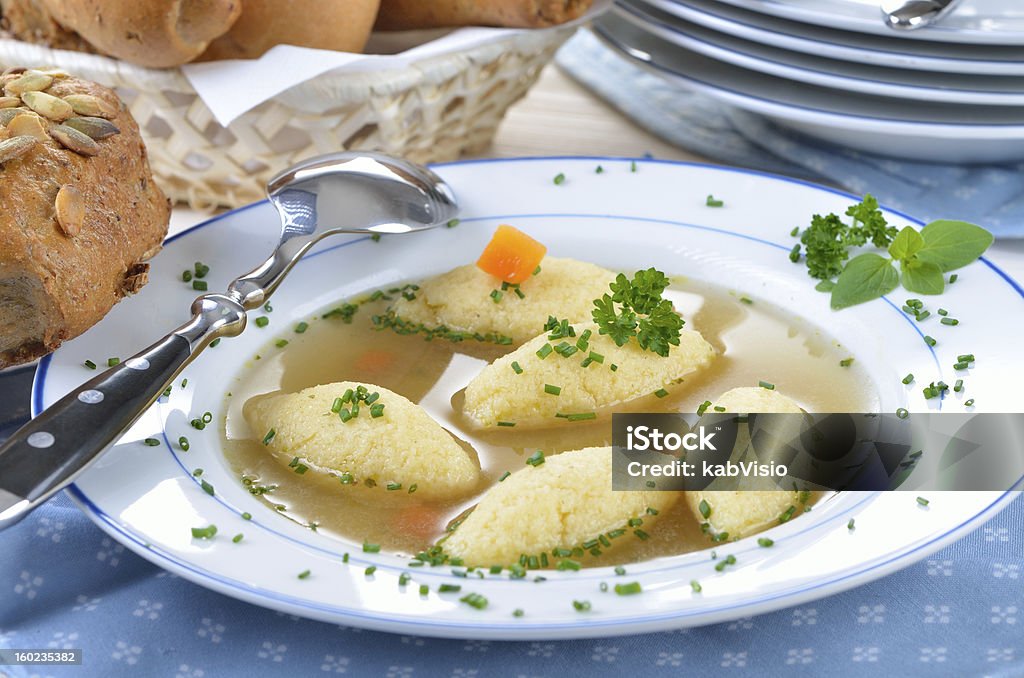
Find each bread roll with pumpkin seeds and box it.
[0,69,169,368]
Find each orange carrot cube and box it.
[475,224,547,284]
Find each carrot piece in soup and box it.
[475,225,547,284]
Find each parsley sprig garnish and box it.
[792,194,992,309]
[591,269,683,357]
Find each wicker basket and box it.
[0,27,575,209]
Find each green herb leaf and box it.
[814,280,835,292]
[830,253,899,310]
[888,226,924,261]
[916,220,993,272]
[900,259,945,295]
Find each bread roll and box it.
[31,0,242,67]
[200,0,381,60]
[0,0,96,53]
[375,0,593,29]
[0,69,170,368]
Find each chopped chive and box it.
[370,403,385,418]
[446,218,460,228]
[143,438,160,447]
[489,289,503,304]
[954,361,969,370]
[254,316,269,328]
[418,584,429,596]
[178,436,190,451]
[511,361,523,374]
[941,317,959,326]
[200,479,215,496]
[847,518,855,530]
[916,496,930,507]
[924,336,937,347]
[949,274,958,283]
[191,525,217,539]
[697,400,712,415]
[553,173,566,185]
[496,421,516,427]
[759,380,775,390]
[262,428,276,445]
[779,506,797,523]
[896,408,909,419]
[965,398,975,407]
[610,364,618,372]
[654,388,669,398]
[194,262,210,278]
[564,412,596,422]
[572,600,591,612]
[714,406,726,412]
[209,339,220,348]
[275,339,289,348]
[902,373,914,385]
[739,296,753,305]
[714,554,737,572]
[386,482,401,491]
[526,450,545,467]
[544,384,561,396]
[363,542,381,553]
[107,357,120,367]
[513,608,525,617]
[614,582,642,596]
[364,566,377,576]
[957,354,975,363]
[232,533,243,544]
[84,359,97,369]
[438,583,461,593]
[202,411,213,424]
[294,321,309,334]
[192,280,208,292]
[705,195,724,207]
[690,580,702,593]
[937,308,948,316]
[789,244,801,263]
[557,559,581,571]
[498,471,511,482]
[954,379,964,393]
[182,270,193,282]
[295,569,311,579]
[460,592,488,610]
[839,358,854,367]
[757,537,774,548]
[536,343,553,360]
[790,227,799,237]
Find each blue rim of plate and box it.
[656,0,1024,65]
[616,1,1024,98]
[31,156,1024,634]
[593,20,1024,129]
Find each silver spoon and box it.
[0,151,458,530]
[881,0,962,30]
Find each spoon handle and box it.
[0,294,245,531]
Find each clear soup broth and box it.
[223,279,877,566]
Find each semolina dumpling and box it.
[441,446,680,567]
[462,322,715,429]
[245,382,480,500]
[388,257,616,343]
[685,387,805,540]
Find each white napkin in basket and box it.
[182,0,611,127]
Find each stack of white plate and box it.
[593,0,1024,162]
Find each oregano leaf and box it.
[830,253,899,310]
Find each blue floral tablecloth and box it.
[1,490,1021,677]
